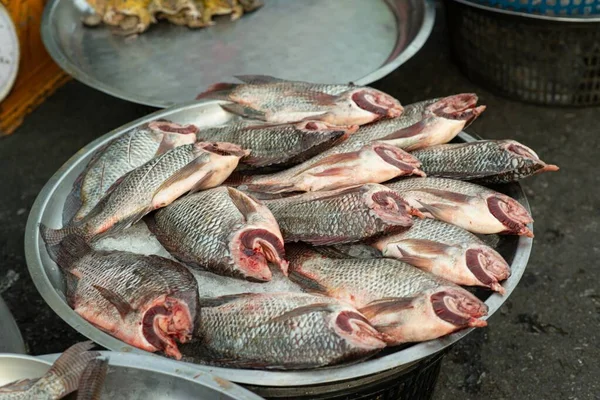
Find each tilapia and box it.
[386,177,534,236]
[411,140,559,183]
[287,245,488,344]
[243,142,425,193]
[146,187,287,281]
[54,236,199,360]
[76,358,109,400]
[179,292,386,369]
[0,341,100,400]
[65,120,198,224]
[196,75,403,126]
[371,219,511,293]
[198,120,354,168]
[264,184,422,245]
[41,142,247,245]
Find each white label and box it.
[0,4,19,102]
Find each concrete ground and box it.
[0,2,597,399]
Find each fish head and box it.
[331,309,388,350]
[486,193,534,237]
[361,184,420,227]
[346,88,404,119]
[431,287,488,328]
[229,227,288,281]
[502,140,559,178]
[371,143,426,177]
[464,245,511,294]
[149,121,198,152]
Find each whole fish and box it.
[371,219,511,294]
[65,120,198,224]
[54,236,199,360]
[41,142,248,245]
[243,142,425,193]
[146,187,288,281]
[264,184,422,245]
[386,177,534,236]
[0,341,100,400]
[179,292,386,369]
[196,75,403,126]
[287,244,488,344]
[411,139,559,183]
[197,120,354,168]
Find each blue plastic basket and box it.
[469,0,600,15]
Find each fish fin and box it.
[288,270,328,293]
[226,187,259,220]
[38,341,100,398]
[391,239,453,267]
[40,223,83,247]
[379,118,432,140]
[290,185,364,205]
[220,103,267,120]
[195,82,238,100]
[153,155,211,198]
[92,285,135,318]
[265,303,337,325]
[418,202,460,218]
[198,293,261,308]
[359,297,417,321]
[55,235,93,269]
[76,358,108,400]
[245,181,296,194]
[310,167,352,177]
[188,170,216,194]
[303,151,361,171]
[234,74,286,85]
[417,188,475,204]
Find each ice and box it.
[92,221,304,298]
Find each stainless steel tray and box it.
[0,296,26,354]
[1,351,263,399]
[41,0,435,108]
[25,99,533,387]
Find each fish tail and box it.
[76,358,109,400]
[36,341,100,399]
[55,235,93,270]
[195,82,238,100]
[40,223,83,247]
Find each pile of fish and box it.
[0,342,108,400]
[40,75,558,370]
[81,0,263,36]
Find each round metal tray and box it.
[41,0,435,108]
[25,99,533,387]
[1,351,262,400]
[0,296,26,354]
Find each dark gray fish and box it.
[65,121,198,224]
[179,292,386,370]
[411,139,559,183]
[264,184,422,245]
[41,142,247,245]
[196,75,403,126]
[287,244,488,345]
[53,235,199,360]
[198,120,353,168]
[0,341,100,400]
[147,187,287,281]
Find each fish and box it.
[263,184,423,245]
[0,341,100,400]
[179,292,386,369]
[386,177,534,237]
[371,218,511,294]
[411,140,559,183]
[41,141,248,246]
[197,120,354,168]
[242,142,425,193]
[76,358,109,400]
[65,120,198,224]
[196,75,403,126]
[146,186,287,281]
[54,236,199,360]
[287,245,488,345]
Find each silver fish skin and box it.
[147,187,288,282]
[386,177,534,237]
[41,141,247,245]
[243,142,425,194]
[196,75,403,126]
[287,245,488,345]
[264,184,422,245]
[371,218,511,293]
[54,236,199,360]
[411,139,559,183]
[179,292,386,370]
[66,121,198,224]
[0,341,100,400]
[198,120,354,168]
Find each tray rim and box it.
[25,99,533,387]
[40,0,436,108]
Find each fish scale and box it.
[398,218,484,245]
[387,176,490,195]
